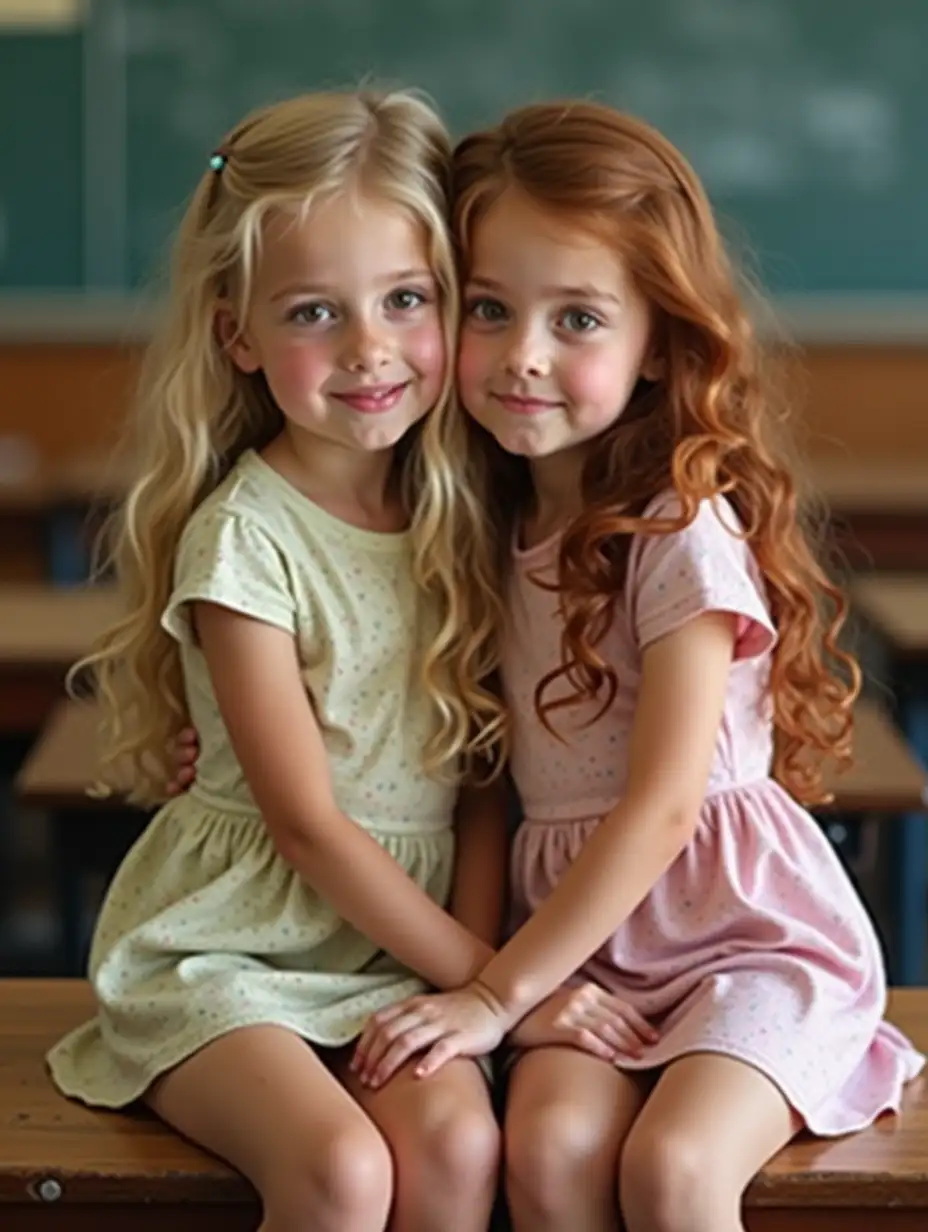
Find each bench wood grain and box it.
[0,980,925,1230]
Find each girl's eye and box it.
[561,308,601,333]
[289,302,333,325]
[386,288,426,311]
[467,297,507,323]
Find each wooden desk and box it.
[0,981,925,1230]
[822,700,928,815]
[0,450,126,585]
[851,574,928,985]
[14,697,143,975]
[0,584,121,666]
[14,697,109,810]
[0,584,120,732]
[0,472,55,584]
[817,459,928,516]
[816,459,928,572]
[853,576,928,664]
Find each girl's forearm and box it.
[475,799,694,1016]
[280,813,494,989]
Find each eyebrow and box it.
[467,274,622,306]
[270,268,434,301]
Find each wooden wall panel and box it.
[801,346,928,456]
[0,344,138,464]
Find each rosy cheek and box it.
[406,322,447,388]
[456,334,491,409]
[266,343,329,397]
[563,351,624,412]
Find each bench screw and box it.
[36,1177,63,1202]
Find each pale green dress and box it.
[48,449,459,1108]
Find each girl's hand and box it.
[351,982,514,1088]
[510,982,658,1063]
[166,727,200,796]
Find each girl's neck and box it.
[524,448,587,547]
[262,428,406,533]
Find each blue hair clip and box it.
[209,151,227,173]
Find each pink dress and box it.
[505,491,924,1135]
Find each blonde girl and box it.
[48,90,508,1232]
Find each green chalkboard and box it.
[3,1,928,295]
[0,32,83,288]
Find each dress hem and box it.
[614,1039,925,1138]
[47,1011,494,1110]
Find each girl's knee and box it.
[506,1102,613,1218]
[619,1125,705,1232]
[319,1122,393,1216]
[397,1097,501,1194]
[270,1121,393,1230]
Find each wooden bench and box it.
[0,980,925,1230]
[852,574,928,984]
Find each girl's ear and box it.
[215,300,261,374]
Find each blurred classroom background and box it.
[0,0,926,983]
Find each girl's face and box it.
[224,192,446,456]
[457,187,658,462]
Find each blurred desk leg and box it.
[15,699,149,974]
[894,681,928,985]
[50,804,147,974]
[47,501,95,587]
[850,577,928,984]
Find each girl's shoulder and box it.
[630,488,756,593]
[185,450,285,537]
[628,487,775,658]
[180,450,342,563]
[638,488,745,537]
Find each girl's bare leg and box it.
[505,1046,651,1231]
[338,1054,500,1232]
[618,1052,800,1232]
[148,1024,393,1232]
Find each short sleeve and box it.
[630,494,776,660]
[161,507,297,646]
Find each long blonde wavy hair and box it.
[84,89,501,805]
[450,101,860,805]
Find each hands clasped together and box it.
[351,979,659,1088]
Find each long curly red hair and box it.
[451,101,859,805]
